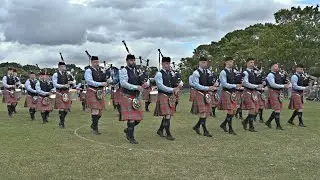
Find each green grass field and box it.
[0,94,319,180]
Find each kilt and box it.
[142,87,152,101]
[190,100,199,114]
[267,89,282,111]
[154,93,176,116]
[36,96,53,111]
[210,91,219,107]
[189,88,196,102]
[193,90,211,116]
[288,91,304,110]
[86,88,105,110]
[236,90,243,107]
[241,89,259,111]
[3,90,17,104]
[218,90,237,111]
[257,91,266,109]
[54,89,72,110]
[120,94,143,121]
[24,95,38,108]
[113,88,122,105]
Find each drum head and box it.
[15,89,21,92]
[50,94,56,99]
[69,89,77,92]
[150,91,158,95]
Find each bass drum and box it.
[106,67,119,85]
[15,89,22,101]
[69,89,78,101]
[49,94,56,107]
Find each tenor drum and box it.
[150,90,158,103]
[49,94,56,106]
[69,89,78,101]
[15,89,22,101]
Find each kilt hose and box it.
[189,88,196,102]
[218,90,237,111]
[241,89,259,112]
[24,95,38,108]
[3,90,17,104]
[86,88,105,110]
[209,91,219,107]
[120,94,143,121]
[257,91,267,109]
[235,90,243,108]
[36,96,53,111]
[288,91,304,110]
[54,89,71,111]
[113,88,122,105]
[142,87,152,101]
[267,89,282,111]
[192,90,212,117]
[154,93,176,116]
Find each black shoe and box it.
[220,124,228,132]
[259,119,264,123]
[192,126,201,135]
[265,122,272,128]
[157,129,165,137]
[276,126,284,130]
[92,130,101,135]
[166,135,175,141]
[145,108,150,112]
[288,120,295,125]
[239,116,243,120]
[298,124,306,127]
[248,128,257,132]
[241,120,247,130]
[31,115,35,121]
[59,124,65,129]
[203,131,212,137]
[229,130,237,135]
[129,138,138,144]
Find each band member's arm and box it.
[84,68,103,87]
[243,71,258,89]
[52,73,67,88]
[25,80,37,94]
[76,83,82,89]
[266,73,284,89]
[35,81,50,96]
[2,76,14,88]
[191,70,209,91]
[291,75,306,90]
[219,70,236,89]
[154,72,174,93]
[189,75,195,87]
[119,68,138,90]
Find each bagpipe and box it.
[59,52,75,84]
[122,40,150,85]
[207,67,219,86]
[158,49,182,88]
[233,66,245,84]
[104,62,120,86]
[253,65,266,85]
[279,68,290,84]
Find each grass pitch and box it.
[0,94,319,180]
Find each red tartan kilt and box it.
[267,89,282,111]
[236,91,242,106]
[154,93,175,116]
[241,90,259,110]
[209,91,219,106]
[113,88,122,105]
[120,94,143,121]
[218,90,237,111]
[24,95,38,108]
[54,90,72,110]
[85,88,105,110]
[3,90,17,104]
[257,92,266,109]
[142,87,151,101]
[189,88,196,102]
[288,91,304,110]
[194,91,211,116]
[36,96,53,111]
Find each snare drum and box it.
[15,89,22,101]
[150,90,158,103]
[69,89,78,101]
[49,94,56,106]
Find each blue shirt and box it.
[84,68,103,87]
[189,75,195,88]
[52,71,65,89]
[266,72,284,89]
[191,68,210,91]
[36,81,52,96]
[219,68,236,89]
[291,73,306,91]
[155,70,174,93]
[25,79,37,93]
[119,67,138,91]
[243,68,258,89]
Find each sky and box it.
[0,0,317,69]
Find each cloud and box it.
[0,0,312,69]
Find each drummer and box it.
[52,61,73,128]
[12,68,21,113]
[24,71,38,120]
[36,71,55,124]
[2,67,18,117]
